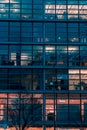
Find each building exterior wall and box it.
[0,0,87,129]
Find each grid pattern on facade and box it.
[0,0,87,20]
[0,93,87,128]
[0,0,87,129]
[0,22,87,43]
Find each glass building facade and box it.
[0,0,87,130]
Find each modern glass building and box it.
[0,0,87,130]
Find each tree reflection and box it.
[7,94,42,130]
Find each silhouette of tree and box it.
[8,94,42,130]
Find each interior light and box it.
[0,9,5,12]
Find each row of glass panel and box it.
[0,12,87,20]
[1,0,87,4]
[0,45,87,66]
[3,104,87,124]
[0,93,87,126]
[0,22,87,43]
[0,0,87,20]
[0,4,87,14]
[0,68,87,90]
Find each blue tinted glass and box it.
[33,0,43,4]
[22,0,32,3]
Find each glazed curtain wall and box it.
[0,0,87,20]
[0,45,87,66]
[0,68,87,91]
[0,93,87,127]
[0,22,87,43]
